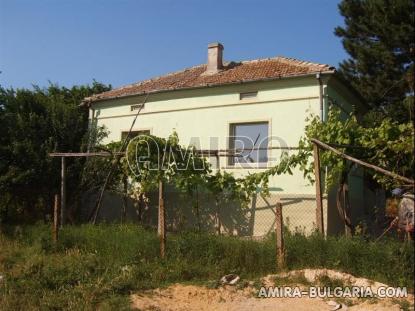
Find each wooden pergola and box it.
[49,151,125,227]
[48,146,300,225]
[48,139,414,256]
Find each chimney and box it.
[206,42,224,74]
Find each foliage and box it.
[123,132,271,206]
[124,132,210,193]
[273,107,414,191]
[0,82,111,223]
[0,224,412,309]
[335,0,414,123]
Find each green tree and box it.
[0,82,111,223]
[335,0,414,122]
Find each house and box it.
[83,43,373,236]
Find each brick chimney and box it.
[206,42,224,74]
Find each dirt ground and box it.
[130,269,414,311]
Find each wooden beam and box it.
[158,180,166,259]
[49,152,125,157]
[121,176,128,224]
[49,146,300,158]
[275,202,285,270]
[52,194,59,243]
[310,138,414,185]
[60,157,66,227]
[313,143,324,235]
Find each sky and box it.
[0,0,347,89]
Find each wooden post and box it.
[275,202,285,270]
[215,199,221,235]
[121,176,128,223]
[195,186,201,233]
[52,194,59,243]
[158,180,166,259]
[60,156,66,227]
[313,143,324,235]
[248,192,257,236]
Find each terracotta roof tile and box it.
[84,56,335,103]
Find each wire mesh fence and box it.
[80,159,412,242]
[158,191,321,237]
[82,188,322,238]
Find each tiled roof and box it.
[84,56,335,104]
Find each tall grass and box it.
[0,224,413,310]
[284,232,414,288]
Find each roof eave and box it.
[81,69,336,107]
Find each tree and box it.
[0,82,111,223]
[335,0,414,122]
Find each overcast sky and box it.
[0,0,346,89]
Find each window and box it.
[239,91,258,100]
[229,122,268,165]
[121,130,150,141]
[130,103,144,111]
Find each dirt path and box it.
[130,269,414,311]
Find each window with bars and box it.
[130,103,144,111]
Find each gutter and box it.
[86,107,96,153]
[316,72,324,121]
[81,70,336,107]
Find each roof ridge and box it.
[238,56,279,64]
[275,56,333,69]
[235,55,333,70]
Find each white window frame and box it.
[227,120,270,168]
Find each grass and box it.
[272,272,311,287]
[284,231,414,288]
[315,273,347,288]
[0,224,413,310]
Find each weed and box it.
[0,224,413,310]
[272,272,311,287]
[391,298,412,311]
[315,273,346,288]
